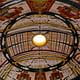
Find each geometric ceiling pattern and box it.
[0,0,80,80]
[26,0,55,12]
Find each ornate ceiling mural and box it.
[26,0,55,12]
[0,0,80,80]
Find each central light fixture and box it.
[32,34,47,47]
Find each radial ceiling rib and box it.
[26,0,55,12]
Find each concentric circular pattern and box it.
[1,12,79,72]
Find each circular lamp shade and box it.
[32,34,47,47]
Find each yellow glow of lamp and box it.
[32,34,47,47]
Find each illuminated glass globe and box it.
[32,34,47,47]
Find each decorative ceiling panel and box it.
[0,0,80,80]
[26,0,55,12]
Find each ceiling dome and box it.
[0,0,80,80]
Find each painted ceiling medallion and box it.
[26,0,55,12]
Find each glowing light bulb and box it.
[32,34,47,47]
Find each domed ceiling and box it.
[0,0,80,80]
